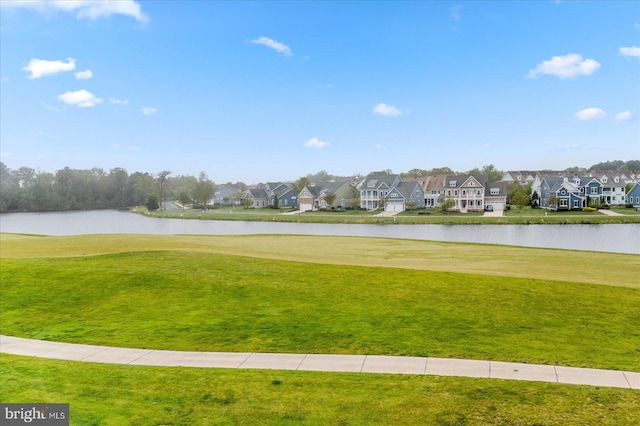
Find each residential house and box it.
[214,184,244,205]
[594,173,626,206]
[298,181,358,212]
[419,174,452,208]
[384,181,425,211]
[275,186,299,209]
[359,173,402,210]
[538,175,604,210]
[242,188,269,208]
[626,183,640,207]
[444,175,487,212]
[484,181,508,210]
[501,171,537,186]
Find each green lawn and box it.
[2,235,639,370]
[137,207,640,224]
[2,354,639,425]
[2,233,639,424]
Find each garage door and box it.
[299,203,313,212]
[386,202,404,212]
[487,202,504,210]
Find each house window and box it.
[590,187,598,194]
[560,199,568,207]
[490,188,499,195]
[477,189,482,195]
[450,181,457,187]
[454,190,458,196]
[462,190,466,195]
[636,197,639,203]
[573,200,579,208]
[602,177,608,183]
[469,181,474,186]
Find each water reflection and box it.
[0,210,638,254]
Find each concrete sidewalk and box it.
[1,335,638,389]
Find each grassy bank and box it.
[2,235,639,370]
[2,354,639,425]
[135,206,640,224]
[2,233,637,288]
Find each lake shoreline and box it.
[133,208,640,225]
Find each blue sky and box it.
[1,1,638,183]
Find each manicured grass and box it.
[2,233,638,288]
[2,242,639,370]
[137,207,640,224]
[2,355,639,426]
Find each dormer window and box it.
[602,177,608,183]
[450,181,457,187]
[490,188,499,195]
[614,177,619,183]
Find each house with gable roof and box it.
[214,183,244,205]
[419,174,452,208]
[384,181,425,211]
[444,175,486,212]
[595,173,626,206]
[626,183,640,207]
[359,173,402,210]
[501,171,537,186]
[298,181,358,212]
[242,187,269,208]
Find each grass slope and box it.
[2,354,639,426]
[2,233,638,288]
[2,247,639,370]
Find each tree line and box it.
[0,162,223,213]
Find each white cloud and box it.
[527,54,600,79]
[2,0,148,23]
[634,22,640,30]
[372,103,404,117]
[619,46,640,58]
[142,107,157,115]
[573,107,607,120]
[74,69,93,80]
[23,58,76,79]
[110,98,129,105]
[615,111,633,121]
[250,36,292,57]
[304,137,329,150]
[58,89,103,108]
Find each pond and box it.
[1,210,638,254]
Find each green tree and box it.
[511,188,531,214]
[441,196,455,213]
[145,194,160,211]
[178,192,191,209]
[323,193,336,208]
[192,172,215,209]
[273,193,279,209]
[156,170,171,210]
[293,176,310,191]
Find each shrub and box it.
[583,207,597,212]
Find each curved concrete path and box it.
[2,335,638,390]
